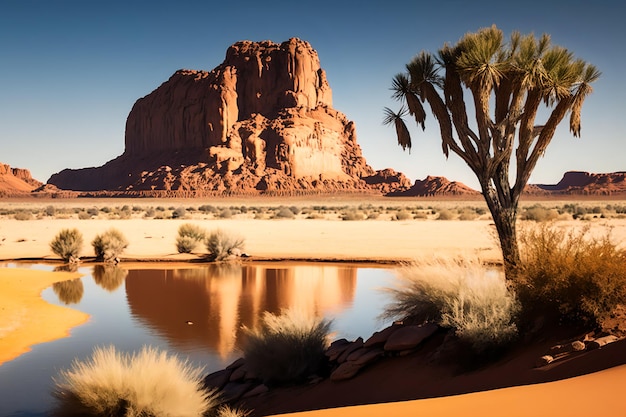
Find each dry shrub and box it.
[92,228,128,262]
[394,210,413,220]
[436,209,456,220]
[206,229,245,261]
[50,228,83,262]
[240,309,332,385]
[176,223,207,253]
[382,257,519,352]
[54,345,218,417]
[521,205,560,222]
[514,223,626,326]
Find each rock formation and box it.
[0,163,42,196]
[48,38,408,195]
[530,171,626,196]
[388,175,480,197]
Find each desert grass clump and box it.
[50,228,83,263]
[382,257,519,352]
[206,229,245,261]
[274,206,296,219]
[394,210,413,220]
[520,205,560,222]
[92,228,129,263]
[176,223,207,253]
[514,224,626,327]
[436,208,457,220]
[240,309,333,385]
[54,345,218,417]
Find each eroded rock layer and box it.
[48,38,407,195]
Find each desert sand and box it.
[1,200,626,417]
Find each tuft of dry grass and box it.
[50,228,83,263]
[206,229,245,261]
[92,228,128,262]
[382,256,519,352]
[240,309,332,385]
[54,345,219,417]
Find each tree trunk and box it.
[481,185,520,279]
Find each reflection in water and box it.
[52,279,84,304]
[92,265,128,291]
[125,264,357,358]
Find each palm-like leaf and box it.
[383,107,413,151]
[456,25,505,91]
[391,73,426,130]
[406,51,442,93]
[569,64,601,137]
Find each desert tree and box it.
[384,25,599,276]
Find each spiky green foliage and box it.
[514,224,626,326]
[92,228,128,262]
[205,229,245,261]
[54,345,219,417]
[50,228,83,262]
[383,257,519,352]
[241,309,333,385]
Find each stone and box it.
[586,335,619,350]
[220,382,255,402]
[383,323,439,352]
[325,338,351,362]
[203,368,234,391]
[226,357,246,370]
[336,337,364,364]
[347,347,384,366]
[536,355,554,367]
[364,324,402,348]
[229,364,248,382]
[330,361,363,382]
[242,383,269,398]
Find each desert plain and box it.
[1,195,626,416]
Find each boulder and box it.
[364,324,402,348]
[383,323,439,352]
[336,337,364,364]
[330,361,362,382]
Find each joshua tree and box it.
[384,25,599,276]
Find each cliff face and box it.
[48,38,405,195]
[0,163,42,195]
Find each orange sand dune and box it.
[274,365,626,417]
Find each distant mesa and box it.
[529,171,626,196]
[0,163,42,196]
[47,38,410,196]
[387,175,480,197]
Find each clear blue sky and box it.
[1,0,624,189]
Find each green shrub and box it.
[92,228,128,263]
[50,228,83,262]
[206,229,245,261]
[54,345,218,417]
[514,224,626,326]
[241,309,332,385]
[382,257,519,352]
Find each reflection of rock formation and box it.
[124,264,357,358]
[52,279,84,304]
[92,265,128,291]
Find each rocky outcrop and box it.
[48,38,407,196]
[388,175,480,197]
[530,171,626,196]
[0,163,42,195]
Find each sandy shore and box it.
[1,203,626,417]
[0,268,90,365]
